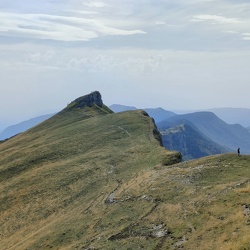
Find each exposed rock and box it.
[105,192,115,204]
[243,204,250,216]
[108,223,170,241]
[66,91,103,110]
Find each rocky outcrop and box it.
[66,91,103,110]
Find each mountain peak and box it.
[66,91,103,110]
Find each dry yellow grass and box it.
[236,182,250,193]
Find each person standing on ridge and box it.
[237,148,240,156]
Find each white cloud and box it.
[223,30,238,34]
[0,11,145,42]
[191,15,243,24]
[242,33,250,40]
[66,10,98,15]
[29,50,55,63]
[155,21,166,25]
[82,1,106,8]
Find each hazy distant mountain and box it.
[0,114,54,140]
[0,125,6,134]
[160,123,227,160]
[209,108,250,127]
[144,108,176,123]
[110,104,176,123]
[109,104,137,112]
[158,111,250,154]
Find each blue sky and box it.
[1,0,250,126]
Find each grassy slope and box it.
[0,105,180,250]
[111,153,250,250]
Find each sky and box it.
[1,0,250,127]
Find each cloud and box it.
[0,11,146,42]
[65,10,99,15]
[191,14,243,24]
[82,1,106,8]
[29,50,55,63]
[242,33,250,40]
[155,21,166,25]
[223,30,239,34]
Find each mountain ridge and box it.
[2,104,250,145]
[209,107,250,127]
[0,114,54,141]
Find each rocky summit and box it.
[66,91,103,110]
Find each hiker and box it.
[237,148,240,156]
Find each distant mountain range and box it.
[110,104,176,123]
[0,114,54,141]
[157,111,250,155]
[109,104,137,112]
[110,105,250,128]
[208,107,250,127]
[1,104,250,160]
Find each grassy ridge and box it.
[0,106,180,249]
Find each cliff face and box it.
[160,124,227,160]
[66,91,103,110]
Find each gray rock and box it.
[67,91,103,109]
